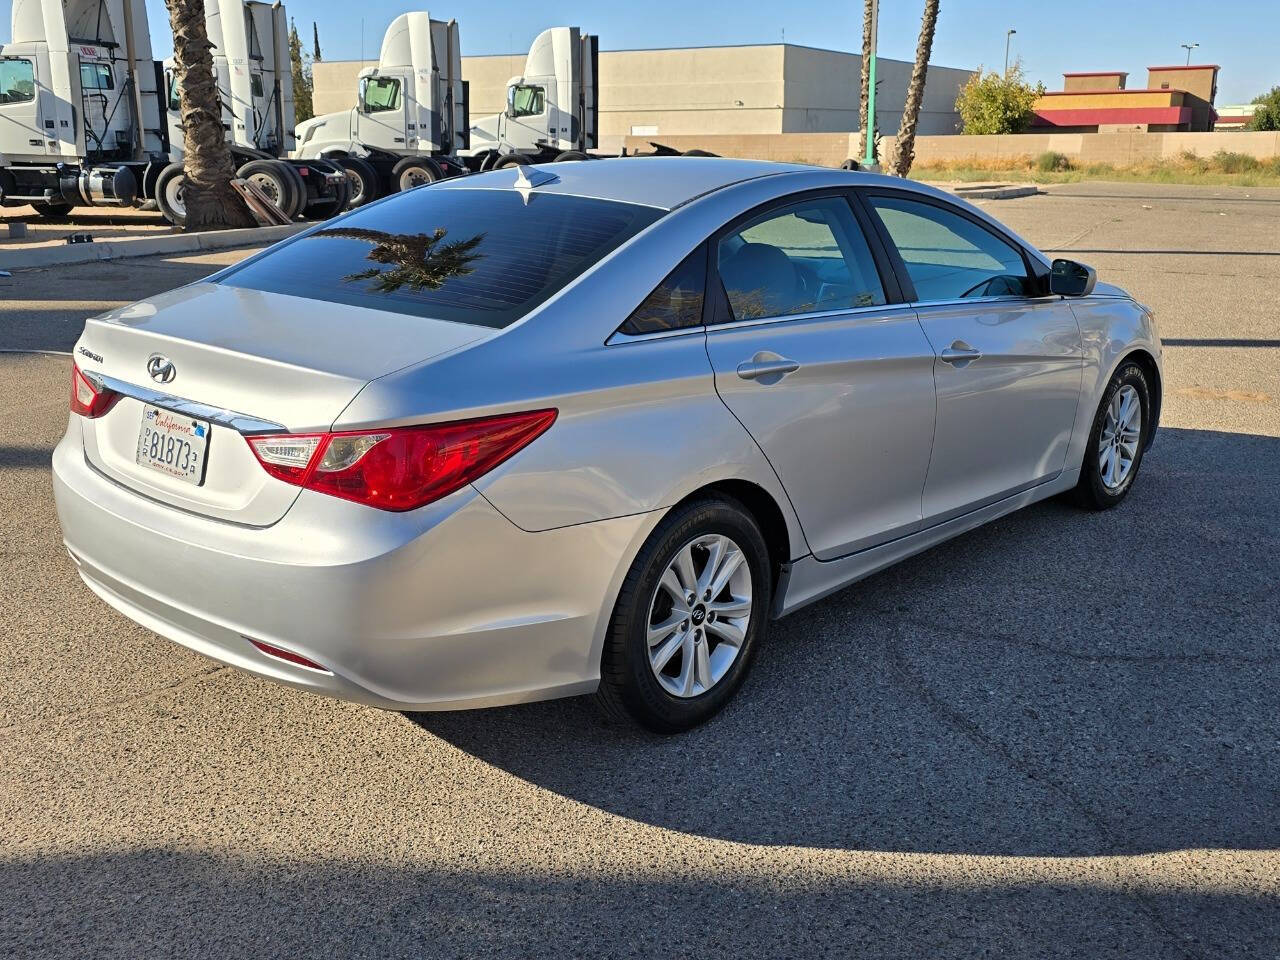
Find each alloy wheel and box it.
[1099,384,1142,489]
[646,534,753,699]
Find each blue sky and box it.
[2,0,1273,103]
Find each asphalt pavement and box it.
[1,181,1277,958]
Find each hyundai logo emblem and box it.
[147,354,176,384]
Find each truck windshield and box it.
[218,188,664,329]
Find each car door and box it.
[862,191,1084,525]
[703,192,938,560]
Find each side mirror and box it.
[1050,258,1097,297]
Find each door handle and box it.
[736,357,800,381]
[939,341,982,365]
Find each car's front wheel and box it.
[1072,359,1151,509]
[597,496,771,733]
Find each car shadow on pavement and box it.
[413,427,1280,858]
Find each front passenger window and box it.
[867,195,1032,301]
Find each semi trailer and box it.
[292,11,469,205]
[0,0,345,225]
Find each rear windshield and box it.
[219,188,664,328]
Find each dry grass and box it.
[910,150,1280,187]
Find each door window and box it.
[361,76,401,113]
[251,73,265,98]
[0,58,36,104]
[509,85,545,118]
[867,195,1031,301]
[716,197,886,322]
[617,245,706,336]
[165,69,180,110]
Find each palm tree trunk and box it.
[858,0,874,163]
[165,0,254,231]
[892,0,940,178]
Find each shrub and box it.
[1247,86,1280,131]
[1212,151,1261,174]
[956,62,1044,135]
[1034,151,1072,172]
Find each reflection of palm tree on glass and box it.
[316,226,485,293]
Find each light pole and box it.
[1181,42,1198,65]
[1004,29,1017,76]
[863,0,879,169]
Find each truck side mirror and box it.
[1050,258,1097,297]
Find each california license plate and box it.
[135,404,210,485]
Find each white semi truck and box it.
[293,12,469,205]
[0,0,345,224]
[155,0,348,225]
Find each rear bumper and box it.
[52,419,658,711]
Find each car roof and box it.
[432,156,837,210]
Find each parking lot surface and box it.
[1,181,1277,958]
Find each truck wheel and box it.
[477,150,499,172]
[333,157,378,208]
[840,158,860,171]
[31,201,74,221]
[554,150,588,162]
[155,162,188,227]
[279,162,308,219]
[493,154,531,169]
[682,149,717,158]
[236,159,298,219]
[391,157,441,191]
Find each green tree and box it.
[1247,86,1280,131]
[956,61,1044,135]
[289,18,314,123]
[313,22,322,62]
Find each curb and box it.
[0,222,307,271]
[950,185,1041,200]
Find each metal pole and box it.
[1004,30,1016,76]
[121,0,146,160]
[863,0,878,168]
[1181,43,1198,66]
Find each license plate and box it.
[135,404,210,485]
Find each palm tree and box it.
[164,0,254,230]
[892,0,941,178]
[858,1,874,164]
[317,227,485,292]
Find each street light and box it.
[1181,42,1199,66]
[1004,29,1017,76]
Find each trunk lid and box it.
[75,282,489,526]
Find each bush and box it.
[955,62,1044,135]
[1248,86,1280,131]
[1034,151,1072,172]
[1212,151,1261,174]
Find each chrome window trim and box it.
[83,373,286,436]
[605,326,707,346]
[606,300,922,344]
[910,294,1061,309]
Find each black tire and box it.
[596,495,772,734]
[478,150,499,172]
[154,162,187,227]
[1070,360,1151,510]
[493,154,531,169]
[840,158,860,171]
[391,157,441,192]
[681,149,717,157]
[554,150,588,162]
[333,156,379,208]
[306,175,350,220]
[279,161,308,219]
[235,159,296,219]
[31,200,73,221]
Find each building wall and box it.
[1063,72,1127,92]
[311,44,971,140]
[1146,66,1218,132]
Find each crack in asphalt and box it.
[881,625,1210,960]
[0,664,230,738]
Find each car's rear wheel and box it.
[1072,360,1150,509]
[597,496,771,733]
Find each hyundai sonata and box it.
[53,158,1162,732]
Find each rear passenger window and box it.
[618,245,706,336]
[716,197,885,322]
[867,195,1031,301]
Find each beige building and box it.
[312,43,972,143]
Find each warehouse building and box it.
[312,42,973,143]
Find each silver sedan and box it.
[53,158,1162,732]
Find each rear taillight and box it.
[245,409,557,512]
[70,363,117,418]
